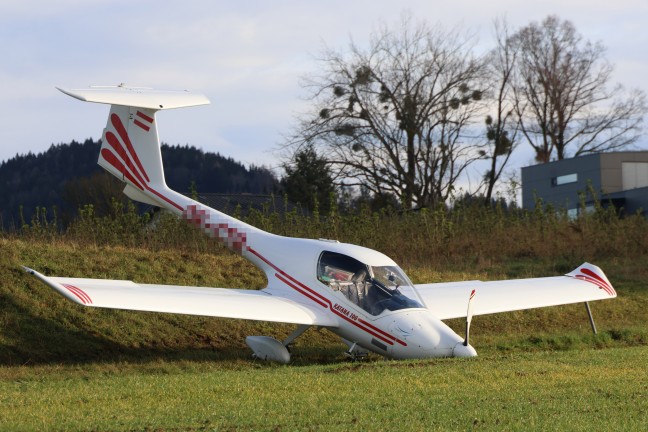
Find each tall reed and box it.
[9,197,648,269]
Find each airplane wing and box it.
[415,263,616,320]
[23,267,338,327]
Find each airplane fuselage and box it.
[181,201,476,359]
[67,87,477,360]
[32,86,616,364]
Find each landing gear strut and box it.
[342,339,368,361]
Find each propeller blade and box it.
[464,289,476,347]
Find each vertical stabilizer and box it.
[57,85,209,210]
[99,105,166,191]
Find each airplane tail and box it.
[57,85,210,211]
[57,85,272,262]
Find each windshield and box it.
[317,251,424,316]
[366,265,425,315]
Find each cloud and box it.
[0,0,646,169]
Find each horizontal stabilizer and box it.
[57,85,210,110]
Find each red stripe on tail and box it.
[101,148,145,190]
[105,132,148,187]
[136,110,154,123]
[134,119,150,132]
[110,114,151,182]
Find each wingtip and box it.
[56,86,87,102]
[567,262,616,297]
[21,265,36,275]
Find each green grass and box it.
[1,236,646,366]
[1,213,647,430]
[0,347,646,431]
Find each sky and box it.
[1,0,647,189]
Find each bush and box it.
[8,198,648,268]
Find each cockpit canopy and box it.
[317,251,424,316]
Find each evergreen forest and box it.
[0,140,277,228]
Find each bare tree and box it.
[290,16,486,209]
[511,15,646,162]
[479,18,520,202]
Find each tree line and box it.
[281,14,646,210]
[0,139,278,229]
[3,15,645,222]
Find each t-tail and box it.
[57,85,272,263]
[57,86,209,212]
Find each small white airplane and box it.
[24,85,617,363]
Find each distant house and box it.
[521,151,648,217]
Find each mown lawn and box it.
[0,346,645,431]
[1,233,646,431]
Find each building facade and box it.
[521,151,648,217]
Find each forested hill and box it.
[0,139,278,228]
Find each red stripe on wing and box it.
[580,268,615,295]
[61,283,92,304]
[574,274,615,296]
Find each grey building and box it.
[521,151,648,217]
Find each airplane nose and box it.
[452,342,478,358]
[388,311,478,359]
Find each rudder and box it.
[99,104,165,193]
[57,85,209,208]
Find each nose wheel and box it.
[342,340,368,361]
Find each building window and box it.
[622,162,648,190]
[552,173,578,186]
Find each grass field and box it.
[0,347,646,431]
[1,210,647,431]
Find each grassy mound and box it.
[1,234,645,366]
[1,206,647,431]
